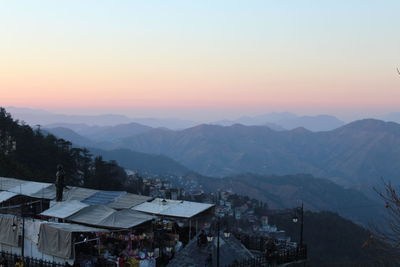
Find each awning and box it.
[31,184,57,199]
[132,198,214,219]
[40,200,89,219]
[67,205,116,226]
[0,177,25,191]
[38,222,108,259]
[62,187,98,202]
[0,191,18,203]
[107,193,152,209]
[95,209,154,229]
[8,181,53,198]
[82,190,125,205]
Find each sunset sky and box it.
[1,1,400,120]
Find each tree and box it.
[0,107,128,191]
[371,180,400,264]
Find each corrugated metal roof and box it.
[107,193,152,209]
[82,191,125,205]
[0,191,18,203]
[8,181,53,197]
[40,200,89,219]
[44,222,109,233]
[160,201,214,218]
[132,198,214,218]
[67,205,116,226]
[62,187,98,202]
[31,184,57,199]
[0,177,25,191]
[96,209,154,229]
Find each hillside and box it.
[3,107,395,265]
[115,120,400,186]
[44,127,192,176]
[89,148,191,176]
[190,173,382,225]
[0,108,128,191]
[45,122,153,142]
[269,211,394,266]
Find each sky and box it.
[1,1,400,121]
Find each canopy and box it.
[62,187,98,201]
[40,200,89,219]
[108,193,152,209]
[0,191,18,203]
[38,222,108,259]
[0,177,25,191]
[132,198,214,218]
[67,205,116,226]
[96,209,154,229]
[8,181,53,198]
[82,190,125,205]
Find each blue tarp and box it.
[82,191,125,205]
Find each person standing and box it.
[56,164,65,202]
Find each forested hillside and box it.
[114,120,400,186]
[0,108,127,191]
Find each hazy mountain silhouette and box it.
[44,126,190,176]
[89,147,191,176]
[115,119,400,186]
[7,106,197,129]
[46,122,153,142]
[213,112,344,131]
[381,112,400,124]
[43,127,97,147]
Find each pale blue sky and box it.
[1,1,400,120]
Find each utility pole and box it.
[20,204,25,259]
[299,202,304,248]
[217,219,220,267]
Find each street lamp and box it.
[12,223,17,231]
[292,203,304,248]
[223,231,231,238]
[207,234,214,242]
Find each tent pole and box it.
[189,219,192,241]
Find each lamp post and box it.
[209,217,230,267]
[216,219,220,267]
[292,203,304,248]
[20,204,25,259]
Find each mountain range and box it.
[6,106,198,129]
[112,120,400,187]
[213,112,345,131]
[7,107,392,225]
[4,106,369,132]
[43,117,400,190]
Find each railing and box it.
[234,234,268,251]
[0,251,65,267]
[224,246,307,267]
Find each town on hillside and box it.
[0,172,307,267]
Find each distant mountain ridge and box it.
[115,119,400,186]
[213,112,345,131]
[45,122,154,142]
[6,106,198,129]
[43,126,191,176]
